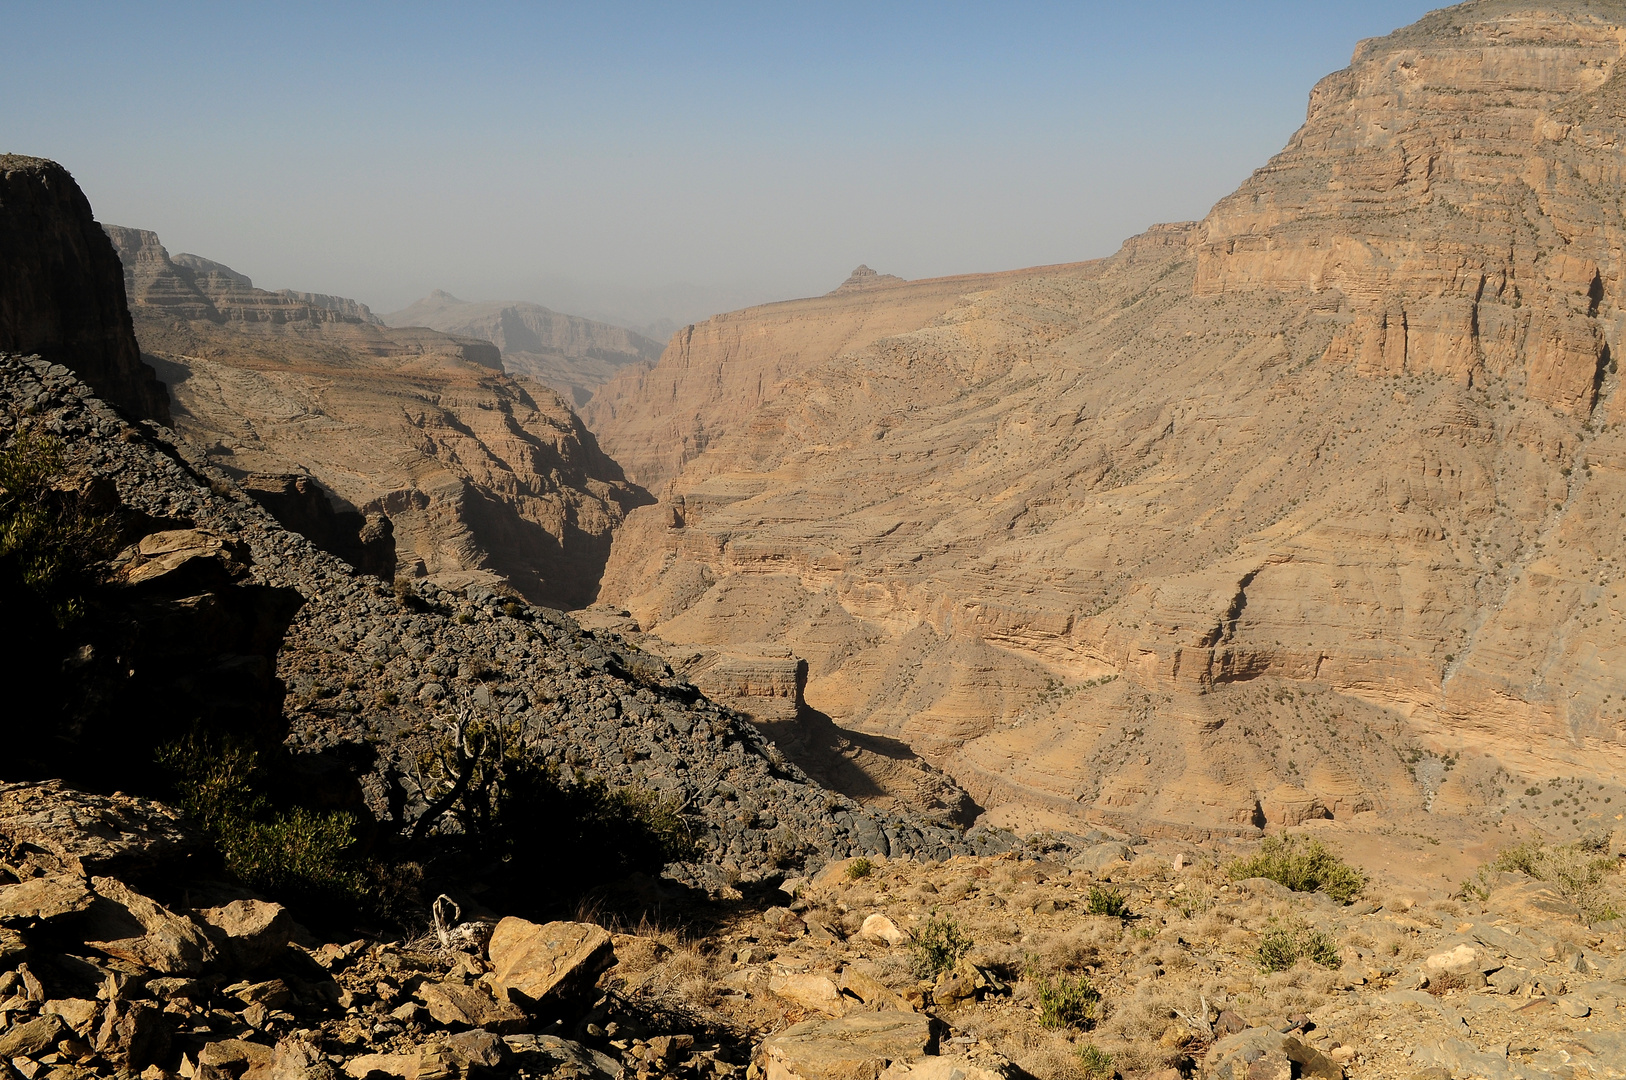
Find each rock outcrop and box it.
[104,226,646,609]
[384,290,664,407]
[585,1,1626,841]
[0,157,168,421]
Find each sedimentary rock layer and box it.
[587,0,1626,838]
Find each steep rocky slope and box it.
[0,157,167,421]
[106,227,647,609]
[587,1,1626,843]
[385,291,664,408]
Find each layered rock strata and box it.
[105,226,645,609]
[588,0,1626,840]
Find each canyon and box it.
[383,291,664,408]
[104,226,649,610]
[583,0,1626,842]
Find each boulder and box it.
[1423,943,1484,977]
[0,782,199,879]
[508,1035,622,1080]
[859,915,908,947]
[443,1031,504,1070]
[268,1036,338,1080]
[94,999,170,1071]
[757,1012,937,1080]
[839,966,913,1012]
[1203,1027,1342,1080]
[1069,844,1131,874]
[0,875,95,923]
[82,876,216,975]
[487,919,613,1008]
[415,982,528,1034]
[41,998,98,1036]
[341,1053,419,1080]
[879,1056,1013,1080]
[195,900,293,971]
[769,973,849,1016]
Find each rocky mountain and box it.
[0,157,168,421]
[584,0,1626,843]
[384,291,664,407]
[104,227,647,609]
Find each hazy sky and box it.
[4,1,1440,333]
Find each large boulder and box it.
[1203,1028,1342,1080]
[0,781,201,879]
[81,876,216,975]
[194,899,294,972]
[487,918,614,1008]
[757,1012,937,1080]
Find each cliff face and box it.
[0,158,168,420]
[107,228,646,609]
[587,1,1626,840]
[384,291,664,408]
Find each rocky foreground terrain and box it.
[582,0,1626,844]
[383,292,663,409]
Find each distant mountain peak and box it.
[831,264,905,294]
[428,289,462,303]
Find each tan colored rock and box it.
[340,1053,419,1080]
[0,781,199,879]
[194,900,292,972]
[41,999,98,1036]
[266,1036,336,1080]
[757,1012,936,1080]
[839,966,913,1012]
[83,877,215,975]
[768,973,849,1016]
[486,918,614,1007]
[879,1056,1011,1080]
[0,1014,68,1058]
[1424,943,1482,978]
[858,915,908,947]
[0,876,95,923]
[414,981,528,1033]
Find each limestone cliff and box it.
[107,228,648,609]
[587,1,1626,840]
[384,290,663,407]
[0,157,168,420]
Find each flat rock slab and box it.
[488,918,613,1008]
[0,780,201,878]
[758,1012,936,1080]
[415,981,528,1033]
[195,899,292,971]
[82,875,215,975]
[0,874,95,923]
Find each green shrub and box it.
[1077,1044,1114,1080]
[846,856,873,880]
[0,430,116,628]
[1227,834,1366,903]
[1255,919,1341,973]
[1086,885,1131,918]
[157,731,364,908]
[910,916,972,978]
[1033,972,1100,1029]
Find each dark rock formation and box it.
[0,156,169,421]
[239,474,396,581]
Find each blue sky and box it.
[3,1,1441,331]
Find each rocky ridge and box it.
[583,0,1626,844]
[384,292,664,408]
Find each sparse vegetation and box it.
[1077,1044,1115,1080]
[1227,833,1366,904]
[1254,918,1341,973]
[1086,885,1132,918]
[0,430,116,628]
[846,856,873,880]
[911,915,972,978]
[1489,837,1622,922]
[1032,971,1100,1029]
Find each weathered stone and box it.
[879,1056,1013,1080]
[931,967,975,1005]
[267,1036,336,1080]
[858,915,907,947]
[1423,943,1482,977]
[443,1030,503,1069]
[757,1012,936,1080]
[41,999,97,1036]
[95,999,170,1071]
[516,1036,621,1080]
[415,981,528,1034]
[839,966,912,1012]
[82,877,215,975]
[487,919,613,1008]
[769,973,849,1016]
[340,1053,418,1080]
[196,1038,275,1073]
[0,1013,68,1057]
[0,783,199,879]
[0,877,94,924]
[1204,1029,1341,1080]
[194,900,292,971]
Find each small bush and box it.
[911,916,972,978]
[1227,834,1366,903]
[1491,838,1620,922]
[1033,972,1100,1029]
[1077,1044,1115,1080]
[846,856,873,880]
[0,430,117,627]
[1255,919,1341,973]
[1086,885,1131,918]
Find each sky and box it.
[3,1,1442,336]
